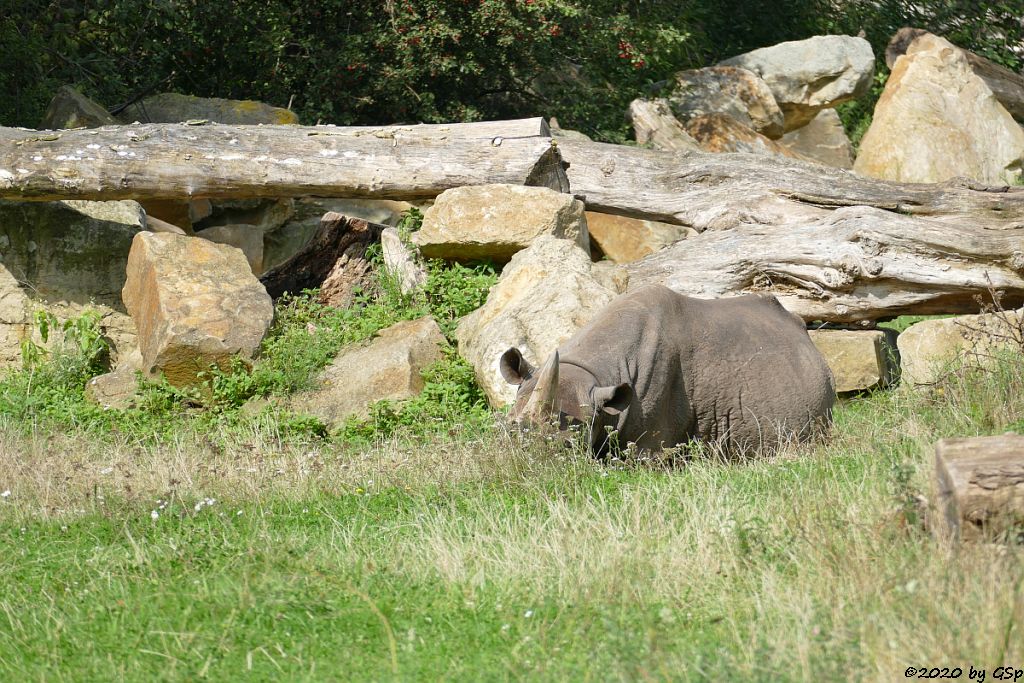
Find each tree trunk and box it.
[933,435,1024,543]
[556,138,1024,230]
[625,203,1024,323]
[0,118,568,201]
[259,212,385,308]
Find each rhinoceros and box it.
[500,284,835,453]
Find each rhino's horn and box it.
[520,351,560,424]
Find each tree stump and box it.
[933,434,1024,542]
[258,212,385,307]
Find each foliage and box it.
[5,1,1018,142]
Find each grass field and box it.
[2,351,1023,681]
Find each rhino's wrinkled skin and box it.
[501,285,835,453]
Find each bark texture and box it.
[259,212,385,307]
[933,434,1024,542]
[625,204,1024,323]
[0,118,568,201]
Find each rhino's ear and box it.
[500,347,533,385]
[593,383,632,416]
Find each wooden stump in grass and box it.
[933,434,1024,542]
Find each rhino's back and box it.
[559,285,834,450]
[685,293,835,449]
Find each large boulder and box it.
[808,329,898,393]
[628,98,702,152]
[121,232,273,388]
[779,109,855,169]
[886,28,1024,123]
[116,93,298,125]
[38,86,117,130]
[665,66,785,138]
[854,34,1024,185]
[455,235,622,407]
[719,35,875,132]
[897,310,1024,386]
[412,184,589,263]
[0,200,144,368]
[585,211,695,264]
[289,316,448,427]
[685,114,814,160]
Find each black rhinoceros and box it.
[500,284,835,453]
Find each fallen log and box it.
[259,212,385,307]
[0,118,567,201]
[933,435,1024,543]
[625,204,1024,323]
[556,138,1024,230]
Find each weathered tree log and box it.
[625,204,1024,323]
[933,435,1024,543]
[259,212,385,307]
[557,138,1024,230]
[0,118,568,201]
[886,28,1024,122]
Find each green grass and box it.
[2,351,1023,681]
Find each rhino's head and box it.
[499,347,632,453]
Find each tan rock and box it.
[720,35,875,131]
[854,34,1024,185]
[196,224,265,275]
[455,235,619,407]
[85,347,143,410]
[586,211,695,263]
[412,184,589,263]
[666,66,785,138]
[808,329,897,393]
[686,114,815,161]
[122,232,273,388]
[779,109,855,169]
[116,93,298,125]
[627,98,702,152]
[0,199,144,368]
[38,85,117,130]
[897,310,1024,386]
[381,228,427,295]
[290,316,448,426]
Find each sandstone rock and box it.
[0,199,144,368]
[590,260,630,295]
[196,224,265,275]
[585,211,695,263]
[381,228,427,294]
[720,35,875,131]
[455,235,619,407]
[779,109,855,169]
[886,28,1024,123]
[263,198,413,272]
[412,184,589,263]
[198,198,295,234]
[116,93,298,125]
[39,85,117,129]
[897,310,1024,386]
[666,66,785,138]
[85,347,143,410]
[122,232,273,388]
[855,34,1024,185]
[808,329,898,393]
[685,114,815,160]
[290,316,448,426]
[627,98,703,152]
